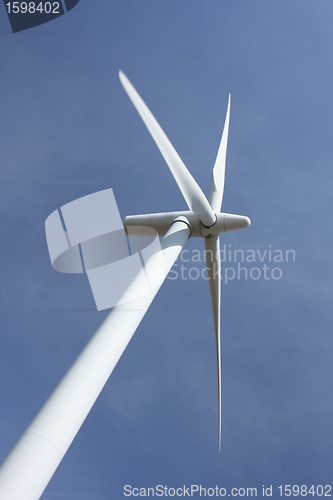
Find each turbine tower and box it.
[0,72,250,500]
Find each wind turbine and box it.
[0,72,250,500]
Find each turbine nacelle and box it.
[124,211,251,238]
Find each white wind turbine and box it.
[0,72,250,500]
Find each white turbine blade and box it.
[205,235,222,452]
[119,71,216,227]
[208,95,231,212]
[0,219,191,500]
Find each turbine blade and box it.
[208,95,230,212]
[119,71,216,227]
[205,235,222,452]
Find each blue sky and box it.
[0,1,332,498]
